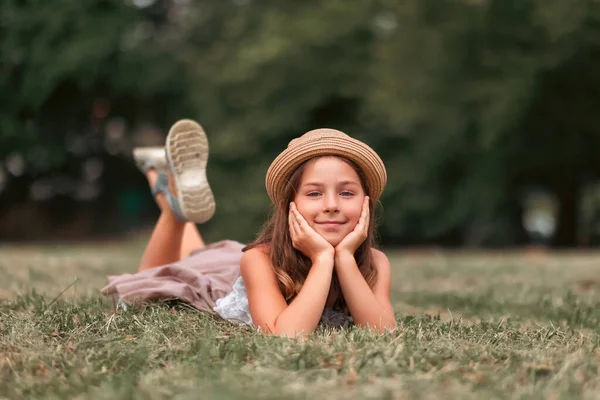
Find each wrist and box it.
[311,250,335,265]
[334,250,356,263]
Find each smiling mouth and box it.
[316,221,345,226]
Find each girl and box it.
[102,120,396,336]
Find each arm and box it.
[241,248,333,337]
[333,196,396,332]
[334,249,396,332]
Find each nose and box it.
[323,193,340,214]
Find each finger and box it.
[289,207,299,239]
[353,197,369,234]
[290,203,303,221]
[293,212,303,236]
[290,207,302,231]
[362,197,370,233]
[291,206,309,230]
[290,204,321,239]
[290,202,300,221]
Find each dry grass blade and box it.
[1,243,600,399]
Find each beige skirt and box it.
[101,240,244,311]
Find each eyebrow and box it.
[301,180,360,188]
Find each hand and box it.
[289,202,335,263]
[335,196,370,257]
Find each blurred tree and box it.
[2,0,600,246]
[365,0,600,246]
[0,0,196,239]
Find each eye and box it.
[340,190,354,197]
[306,191,321,197]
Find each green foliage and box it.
[365,0,600,244]
[2,0,600,244]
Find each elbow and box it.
[382,318,397,332]
[262,326,312,338]
[374,320,397,333]
[356,315,397,333]
[272,320,315,338]
[256,316,315,338]
[276,329,310,338]
[381,308,398,331]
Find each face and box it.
[293,156,366,246]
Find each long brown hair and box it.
[244,156,378,311]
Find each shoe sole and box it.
[166,119,216,223]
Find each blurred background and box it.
[2,0,600,248]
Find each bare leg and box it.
[180,222,206,260]
[137,169,206,271]
[137,170,184,271]
[138,218,205,270]
[138,210,185,272]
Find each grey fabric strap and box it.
[151,172,187,222]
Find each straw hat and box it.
[265,128,387,204]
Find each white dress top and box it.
[213,276,353,328]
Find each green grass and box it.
[1,241,600,399]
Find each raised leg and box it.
[180,222,206,260]
[138,170,182,271]
[138,170,205,271]
[135,119,215,271]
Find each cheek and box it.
[293,199,316,220]
[347,212,361,227]
[344,200,364,223]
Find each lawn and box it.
[1,239,599,399]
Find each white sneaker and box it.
[165,119,216,224]
[133,147,168,173]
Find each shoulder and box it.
[370,248,390,266]
[242,244,270,258]
[240,245,282,302]
[370,247,391,275]
[241,245,272,274]
[370,248,392,289]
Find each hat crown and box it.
[288,128,348,149]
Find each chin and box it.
[321,233,344,247]
[327,238,342,247]
[314,226,351,247]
